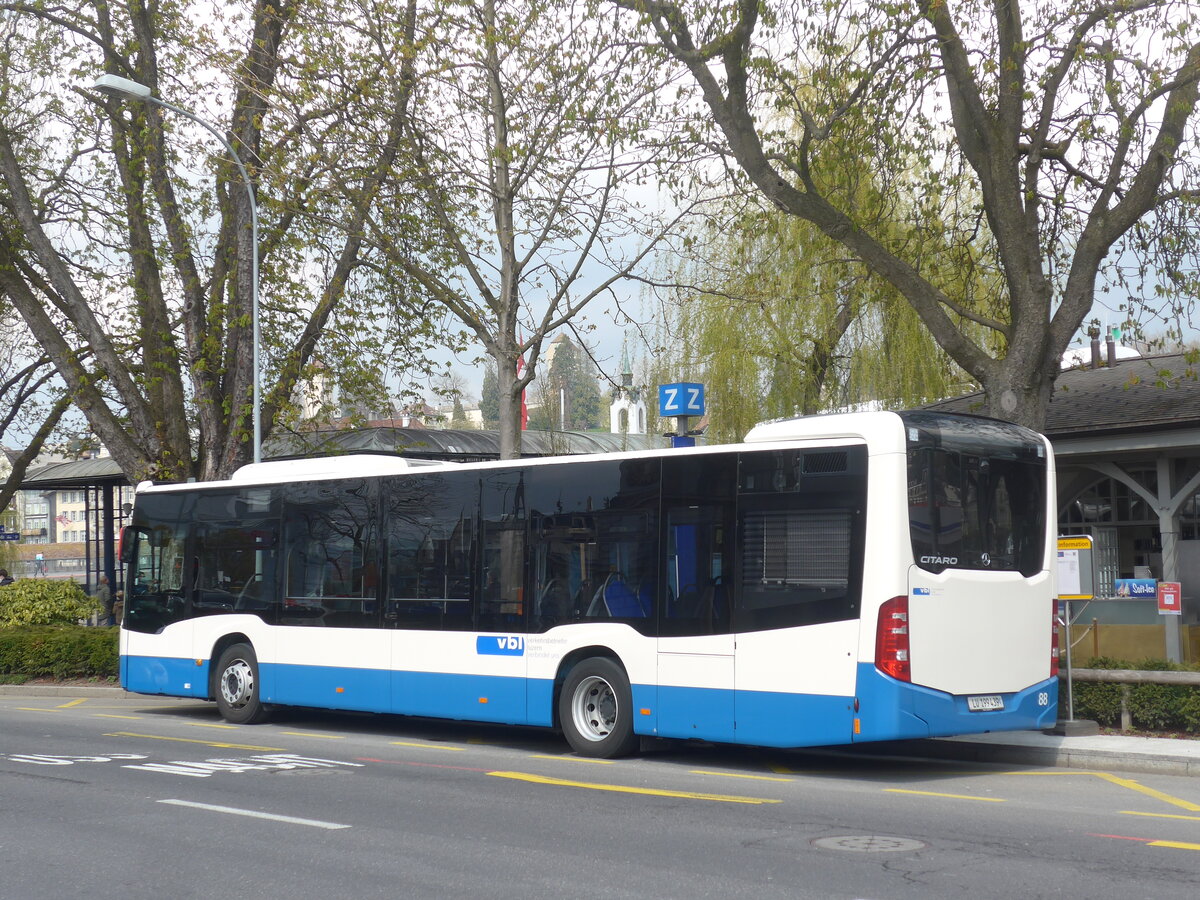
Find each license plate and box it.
[967,694,1004,712]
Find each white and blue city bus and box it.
[118,410,1059,757]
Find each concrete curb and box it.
[859,737,1200,778]
[0,684,135,699]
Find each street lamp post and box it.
[92,74,262,464]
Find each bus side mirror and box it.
[119,526,134,564]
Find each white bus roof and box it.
[744,410,907,447]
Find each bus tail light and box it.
[1050,600,1060,677]
[875,595,910,682]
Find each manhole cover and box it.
[812,836,926,853]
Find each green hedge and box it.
[0,626,119,680]
[1069,656,1200,733]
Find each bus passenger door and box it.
[656,474,736,742]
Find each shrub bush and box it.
[0,626,118,679]
[1070,656,1200,733]
[0,579,102,627]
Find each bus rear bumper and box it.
[853,663,1058,742]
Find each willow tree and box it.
[0,0,443,483]
[621,0,1200,430]
[361,0,701,458]
[671,197,980,443]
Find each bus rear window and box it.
[904,413,1047,577]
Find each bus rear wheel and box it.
[559,657,638,758]
[214,643,269,725]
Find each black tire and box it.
[559,657,639,758]
[213,643,269,724]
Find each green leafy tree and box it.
[362,0,701,458]
[480,366,501,429]
[0,0,444,482]
[450,396,470,429]
[0,312,72,512]
[621,0,1200,430]
[546,339,604,431]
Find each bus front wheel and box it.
[559,657,638,758]
[214,643,269,725]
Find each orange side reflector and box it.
[854,718,861,734]
[640,709,651,716]
[195,660,203,666]
[335,687,345,694]
[479,697,489,704]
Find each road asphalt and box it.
[2,683,1197,777]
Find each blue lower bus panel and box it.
[122,654,1056,748]
[123,655,210,699]
[853,663,1058,742]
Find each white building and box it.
[609,345,646,435]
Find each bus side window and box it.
[479,522,525,631]
[123,523,189,634]
[735,447,865,631]
[193,520,278,622]
[664,508,730,634]
[385,474,476,631]
[281,480,378,629]
[661,454,736,637]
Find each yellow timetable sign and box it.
[1057,535,1094,600]
[1057,536,1093,551]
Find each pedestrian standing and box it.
[95,575,114,626]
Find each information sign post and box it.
[1056,536,1097,730]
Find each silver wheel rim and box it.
[570,674,618,742]
[220,659,254,709]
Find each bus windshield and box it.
[902,412,1047,577]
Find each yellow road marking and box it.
[187,722,239,730]
[886,788,1006,803]
[282,732,345,739]
[390,741,465,751]
[104,732,283,751]
[489,771,781,804]
[530,754,614,765]
[1147,840,1200,852]
[16,707,58,712]
[93,714,142,720]
[57,699,87,709]
[1004,770,1200,813]
[1093,773,1200,812]
[691,770,794,783]
[1121,810,1200,823]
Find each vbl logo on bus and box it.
[476,635,525,657]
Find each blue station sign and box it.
[658,382,705,417]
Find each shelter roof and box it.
[925,352,1200,440]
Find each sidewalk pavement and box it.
[867,729,1200,777]
[3,684,1198,776]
